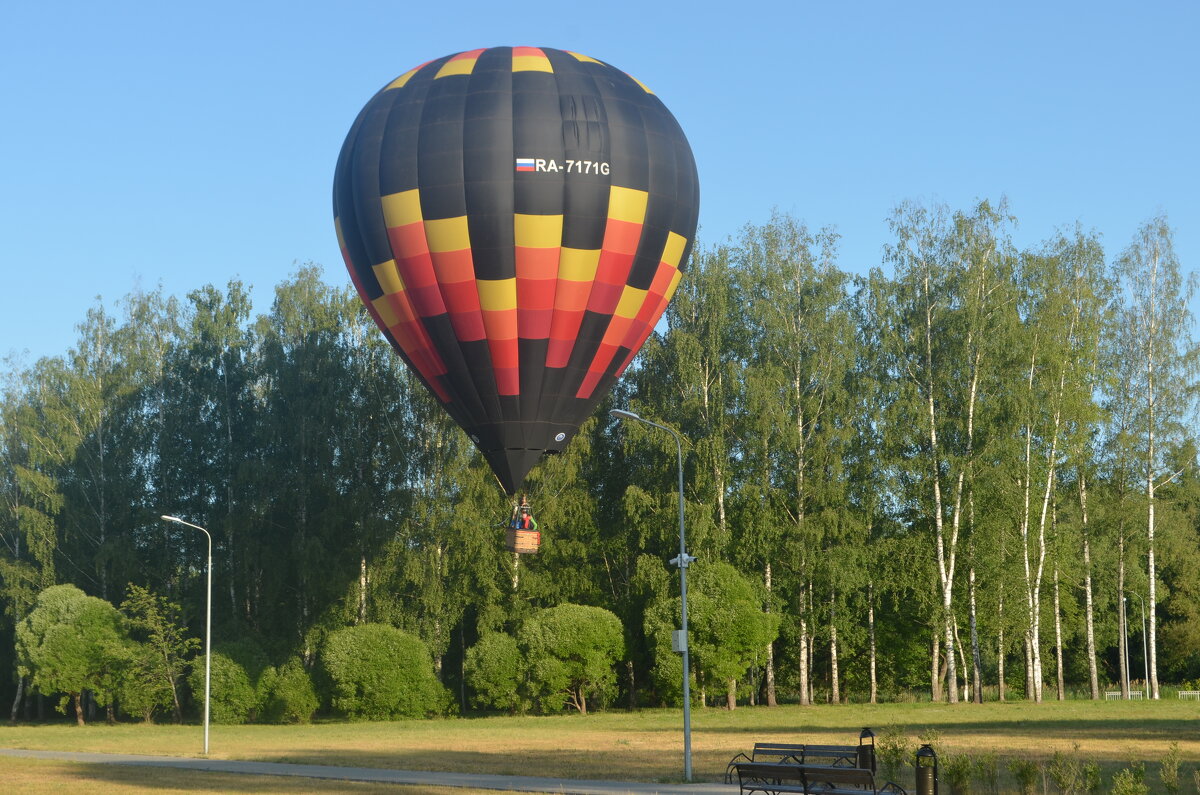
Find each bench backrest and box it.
[752,742,808,762]
[801,743,874,773]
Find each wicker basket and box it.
[506,528,541,554]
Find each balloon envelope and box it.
[334,46,699,493]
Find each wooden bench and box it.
[733,761,906,795]
[726,736,874,783]
[726,743,807,782]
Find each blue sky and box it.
[2,0,1196,364]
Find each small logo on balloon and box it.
[555,433,566,442]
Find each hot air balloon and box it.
[333,46,699,500]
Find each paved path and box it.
[0,748,731,794]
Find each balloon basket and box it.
[506,528,540,554]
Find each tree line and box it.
[2,198,1197,724]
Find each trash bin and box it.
[858,727,876,772]
[916,743,938,795]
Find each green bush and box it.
[187,649,256,724]
[877,725,912,785]
[258,658,318,724]
[217,638,271,685]
[1111,762,1149,795]
[465,632,525,713]
[943,753,973,795]
[972,751,998,795]
[321,623,448,719]
[1159,741,1181,795]
[1048,747,1082,794]
[1008,758,1040,795]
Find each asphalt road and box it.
[0,748,733,794]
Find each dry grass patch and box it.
[2,699,1198,787]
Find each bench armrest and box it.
[726,753,752,783]
[881,781,908,795]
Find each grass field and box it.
[2,700,1198,793]
[0,756,497,794]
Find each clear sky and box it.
[3,0,1196,364]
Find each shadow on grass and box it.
[34,759,492,793]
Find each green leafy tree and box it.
[689,561,780,708]
[520,603,624,715]
[321,623,448,719]
[464,631,525,713]
[1,359,70,718]
[731,214,850,706]
[646,561,778,709]
[15,584,132,725]
[159,281,254,637]
[119,584,198,722]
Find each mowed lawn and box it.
[2,700,1198,792]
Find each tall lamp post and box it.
[609,409,694,782]
[1129,593,1149,699]
[161,515,211,755]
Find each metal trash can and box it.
[858,727,876,772]
[916,743,938,795]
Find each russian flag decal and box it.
[515,157,536,171]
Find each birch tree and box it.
[1112,216,1198,698]
[735,213,849,705]
[879,200,1014,702]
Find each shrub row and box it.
[188,624,444,724]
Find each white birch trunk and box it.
[953,620,969,702]
[829,591,839,703]
[807,583,816,704]
[931,629,941,703]
[1080,471,1100,699]
[868,582,878,705]
[765,562,777,706]
[798,607,810,706]
[969,562,982,703]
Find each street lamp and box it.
[1129,593,1149,700]
[609,408,694,782]
[161,515,212,755]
